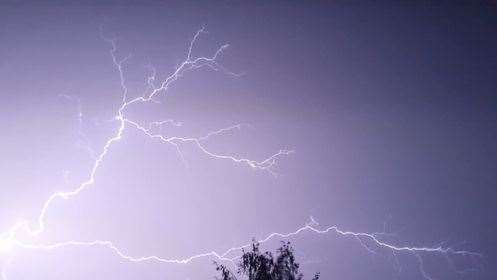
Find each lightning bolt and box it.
[0,28,480,280]
[7,223,481,280]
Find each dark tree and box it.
[215,242,320,280]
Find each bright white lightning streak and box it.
[10,224,481,279]
[0,27,291,278]
[3,27,291,240]
[0,28,479,280]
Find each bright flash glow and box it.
[0,28,480,280]
[0,239,13,254]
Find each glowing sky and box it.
[0,1,496,280]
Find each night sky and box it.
[0,1,496,279]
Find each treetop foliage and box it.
[215,241,320,280]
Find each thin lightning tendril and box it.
[0,28,479,280]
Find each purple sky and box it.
[0,1,496,280]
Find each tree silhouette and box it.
[215,242,320,280]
